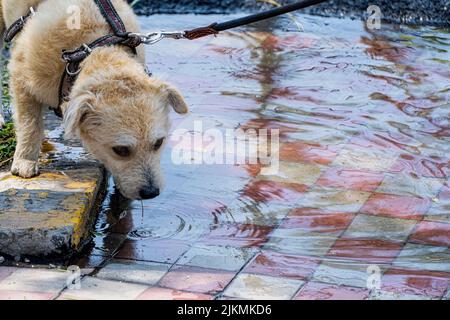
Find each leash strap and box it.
[4,7,35,43]
[93,0,128,36]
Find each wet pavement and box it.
[0,13,449,299]
[130,0,450,27]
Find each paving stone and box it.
[0,268,69,294]
[281,208,355,234]
[342,214,417,242]
[425,185,450,222]
[95,260,170,285]
[258,161,323,186]
[198,223,273,247]
[136,287,214,300]
[409,221,450,247]
[58,277,148,300]
[393,243,450,272]
[312,260,387,288]
[381,268,450,298]
[0,290,55,300]
[0,169,104,256]
[368,290,435,300]
[264,228,339,257]
[333,147,397,171]
[244,251,320,280]
[327,238,403,263]
[294,281,370,300]
[159,265,235,294]
[115,239,191,264]
[279,141,339,165]
[177,244,257,271]
[361,193,431,220]
[224,273,303,300]
[0,267,16,281]
[316,167,385,192]
[295,187,371,212]
[376,173,444,198]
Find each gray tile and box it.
[59,277,148,300]
[343,214,417,242]
[0,268,69,294]
[95,260,170,285]
[177,244,257,271]
[393,243,450,273]
[224,273,303,300]
[312,260,387,288]
[376,173,444,198]
[264,228,338,257]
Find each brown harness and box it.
[4,0,146,117]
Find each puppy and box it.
[1,0,188,200]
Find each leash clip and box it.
[129,30,186,45]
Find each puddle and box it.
[70,14,449,296]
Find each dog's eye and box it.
[154,138,165,151]
[112,146,131,157]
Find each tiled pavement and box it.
[0,15,449,300]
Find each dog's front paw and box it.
[11,159,40,178]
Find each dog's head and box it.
[62,68,188,200]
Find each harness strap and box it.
[58,33,142,109]
[4,8,35,43]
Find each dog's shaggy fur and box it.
[1,0,188,199]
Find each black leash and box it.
[4,0,328,116]
[134,0,329,43]
[190,0,328,37]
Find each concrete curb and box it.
[0,112,106,258]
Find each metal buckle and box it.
[65,63,81,77]
[128,30,186,45]
[81,43,92,54]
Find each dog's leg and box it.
[10,87,44,178]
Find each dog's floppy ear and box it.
[162,86,189,114]
[62,94,100,139]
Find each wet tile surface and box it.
[223,273,303,300]
[243,251,320,280]
[58,277,148,300]
[3,13,450,300]
[95,260,170,285]
[159,266,235,294]
[294,282,370,300]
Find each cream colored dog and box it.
[1,0,188,200]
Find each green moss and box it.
[0,122,15,165]
[1,56,15,166]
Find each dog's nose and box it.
[139,186,160,200]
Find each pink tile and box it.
[281,208,355,234]
[280,141,339,165]
[294,282,370,300]
[136,287,213,300]
[410,221,450,247]
[243,251,320,280]
[361,193,431,220]
[327,238,403,263]
[159,266,235,294]
[115,239,190,264]
[241,179,308,204]
[316,168,384,192]
[200,223,273,247]
[382,268,450,298]
[0,290,55,300]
